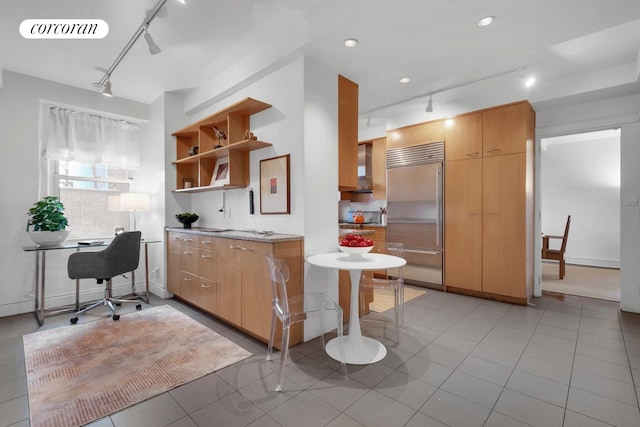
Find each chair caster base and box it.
[70,317,78,324]
[136,304,142,310]
[112,314,120,321]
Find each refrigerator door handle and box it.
[436,163,443,247]
[405,249,441,255]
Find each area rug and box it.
[23,305,251,427]
[369,287,426,312]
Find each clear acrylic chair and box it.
[265,254,347,392]
[359,242,405,343]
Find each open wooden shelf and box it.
[171,98,272,192]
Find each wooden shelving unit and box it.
[171,98,272,192]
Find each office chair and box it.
[359,242,405,343]
[68,231,142,323]
[265,254,347,392]
[542,215,571,279]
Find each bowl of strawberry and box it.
[338,233,374,260]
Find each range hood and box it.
[355,143,373,192]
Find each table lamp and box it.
[120,192,150,231]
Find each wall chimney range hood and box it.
[355,143,373,192]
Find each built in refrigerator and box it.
[386,141,444,288]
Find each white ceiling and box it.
[2,0,640,119]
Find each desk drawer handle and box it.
[466,151,479,157]
[201,255,211,259]
[486,148,501,154]
[241,247,254,251]
[183,277,192,281]
[229,245,242,249]
[183,251,193,255]
[201,241,212,245]
[201,283,211,288]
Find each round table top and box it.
[307,252,406,271]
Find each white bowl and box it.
[338,244,374,260]
[27,230,70,247]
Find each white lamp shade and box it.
[120,192,150,211]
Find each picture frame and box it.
[211,157,230,187]
[260,154,290,214]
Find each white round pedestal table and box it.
[306,252,406,365]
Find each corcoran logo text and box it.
[20,19,109,39]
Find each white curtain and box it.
[46,107,141,168]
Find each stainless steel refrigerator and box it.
[386,141,444,288]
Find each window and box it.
[44,106,142,239]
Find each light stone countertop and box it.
[165,227,303,243]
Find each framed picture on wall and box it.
[211,157,230,187]
[260,154,290,214]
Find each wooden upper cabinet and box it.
[444,112,483,161]
[387,120,444,150]
[338,75,359,191]
[482,101,535,157]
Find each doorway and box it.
[539,129,621,301]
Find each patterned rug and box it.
[23,305,251,427]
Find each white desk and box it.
[306,252,406,364]
[23,239,160,325]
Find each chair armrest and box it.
[542,235,563,239]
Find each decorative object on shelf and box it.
[213,126,227,148]
[176,212,199,229]
[188,146,199,156]
[211,157,230,187]
[260,154,290,215]
[26,196,70,246]
[183,178,194,189]
[244,130,257,140]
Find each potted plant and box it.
[26,196,70,246]
[175,212,199,229]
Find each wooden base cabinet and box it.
[166,231,303,348]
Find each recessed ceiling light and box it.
[525,77,536,87]
[478,16,496,27]
[400,77,410,83]
[344,38,358,47]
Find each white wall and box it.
[0,71,164,316]
[167,58,306,235]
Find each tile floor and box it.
[1,288,640,427]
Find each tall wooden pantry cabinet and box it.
[444,101,535,304]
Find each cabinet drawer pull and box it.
[486,148,501,154]
[183,277,192,281]
[183,251,193,255]
[241,247,255,251]
[201,240,212,245]
[201,283,211,288]
[466,151,479,157]
[201,255,211,259]
[171,236,180,240]
[229,245,241,249]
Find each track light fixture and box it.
[425,96,433,113]
[93,0,172,97]
[144,26,161,55]
[102,78,113,97]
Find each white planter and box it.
[27,230,70,247]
